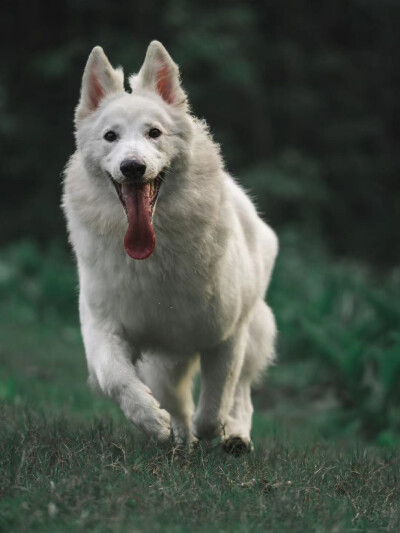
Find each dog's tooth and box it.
[121,183,127,195]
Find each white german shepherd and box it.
[63,41,278,454]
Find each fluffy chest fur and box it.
[75,228,242,355]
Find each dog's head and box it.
[74,41,192,260]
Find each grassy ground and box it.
[1,238,400,532]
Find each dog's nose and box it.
[120,159,147,181]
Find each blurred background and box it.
[1,0,399,444]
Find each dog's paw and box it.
[141,405,171,443]
[222,435,254,457]
[122,390,171,443]
[170,417,197,447]
[192,415,222,440]
[173,432,199,450]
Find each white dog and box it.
[62,41,278,454]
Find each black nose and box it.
[120,159,147,181]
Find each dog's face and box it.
[75,42,192,260]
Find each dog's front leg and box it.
[82,320,171,443]
[193,328,247,440]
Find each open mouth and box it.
[109,173,163,260]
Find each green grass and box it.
[2,411,399,533]
[1,238,400,532]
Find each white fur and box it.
[62,41,278,450]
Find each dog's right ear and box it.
[75,47,124,123]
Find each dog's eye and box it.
[104,130,118,142]
[148,128,162,139]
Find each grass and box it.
[2,412,400,533]
[1,238,400,532]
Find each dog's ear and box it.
[75,47,124,123]
[132,41,187,110]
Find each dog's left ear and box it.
[75,47,124,123]
[132,41,188,110]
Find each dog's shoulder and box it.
[222,172,278,283]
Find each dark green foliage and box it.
[0,0,399,264]
[0,241,77,323]
[267,232,400,442]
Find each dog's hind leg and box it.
[222,301,276,456]
[193,326,248,442]
[136,355,199,445]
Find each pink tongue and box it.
[122,183,155,260]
